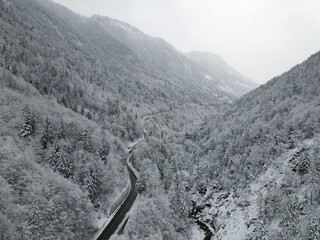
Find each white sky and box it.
[52,0,320,84]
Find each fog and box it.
[52,0,320,84]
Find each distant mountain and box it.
[90,15,236,102]
[187,51,258,96]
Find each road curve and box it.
[96,165,137,240]
[93,120,146,240]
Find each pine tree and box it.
[298,151,310,175]
[249,220,268,240]
[27,206,41,227]
[40,117,53,149]
[66,138,76,154]
[20,105,36,137]
[99,137,110,164]
[309,216,320,240]
[49,142,58,166]
[304,113,315,139]
[85,166,95,201]
[270,135,279,159]
[27,205,43,238]
[81,129,94,153]
[84,164,101,201]
[280,198,301,239]
[57,119,65,139]
[287,124,296,149]
[170,175,190,218]
[55,152,74,178]
[136,174,147,194]
[49,142,74,178]
[125,114,134,140]
[79,150,86,166]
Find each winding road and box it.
[92,133,145,240]
[93,111,189,239]
[95,165,138,240]
[93,112,182,239]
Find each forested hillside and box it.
[117,51,320,240]
[0,0,233,239]
[187,51,320,239]
[1,0,319,239]
[92,16,242,100]
[187,51,258,96]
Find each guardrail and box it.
[127,155,139,179]
[92,125,145,240]
[92,160,133,240]
[92,141,141,240]
[108,179,131,217]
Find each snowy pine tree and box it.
[81,129,94,153]
[84,164,101,201]
[48,141,60,166]
[249,220,268,240]
[55,152,74,178]
[57,119,65,139]
[99,137,110,164]
[287,124,296,149]
[309,216,320,240]
[27,205,43,238]
[136,174,147,194]
[27,206,41,227]
[298,151,310,175]
[49,142,73,178]
[40,117,53,149]
[280,198,301,239]
[20,105,36,137]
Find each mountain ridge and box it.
[189,49,320,239]
[187,51,258,96]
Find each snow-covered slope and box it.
[187,51,258,96]
[91,16,235,101]
[191,51,320,239]
[0,0,233,239]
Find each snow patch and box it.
[94,212,109,228]
[201,138,317,240]
[191,224,205,240]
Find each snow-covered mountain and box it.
[1,0,319,239]
[191,51,320,239]
[91,15,239,101]
[187,51,258,96]
[0,0,233,239]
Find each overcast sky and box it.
[52,0,320,84]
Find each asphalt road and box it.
[96,165,138,240]
[94,123,145,239]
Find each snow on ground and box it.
[201,139,315,240]
[127,137,144,149]
[207,189,251,240]
[191,224,205,240]
[94,212,109,228]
